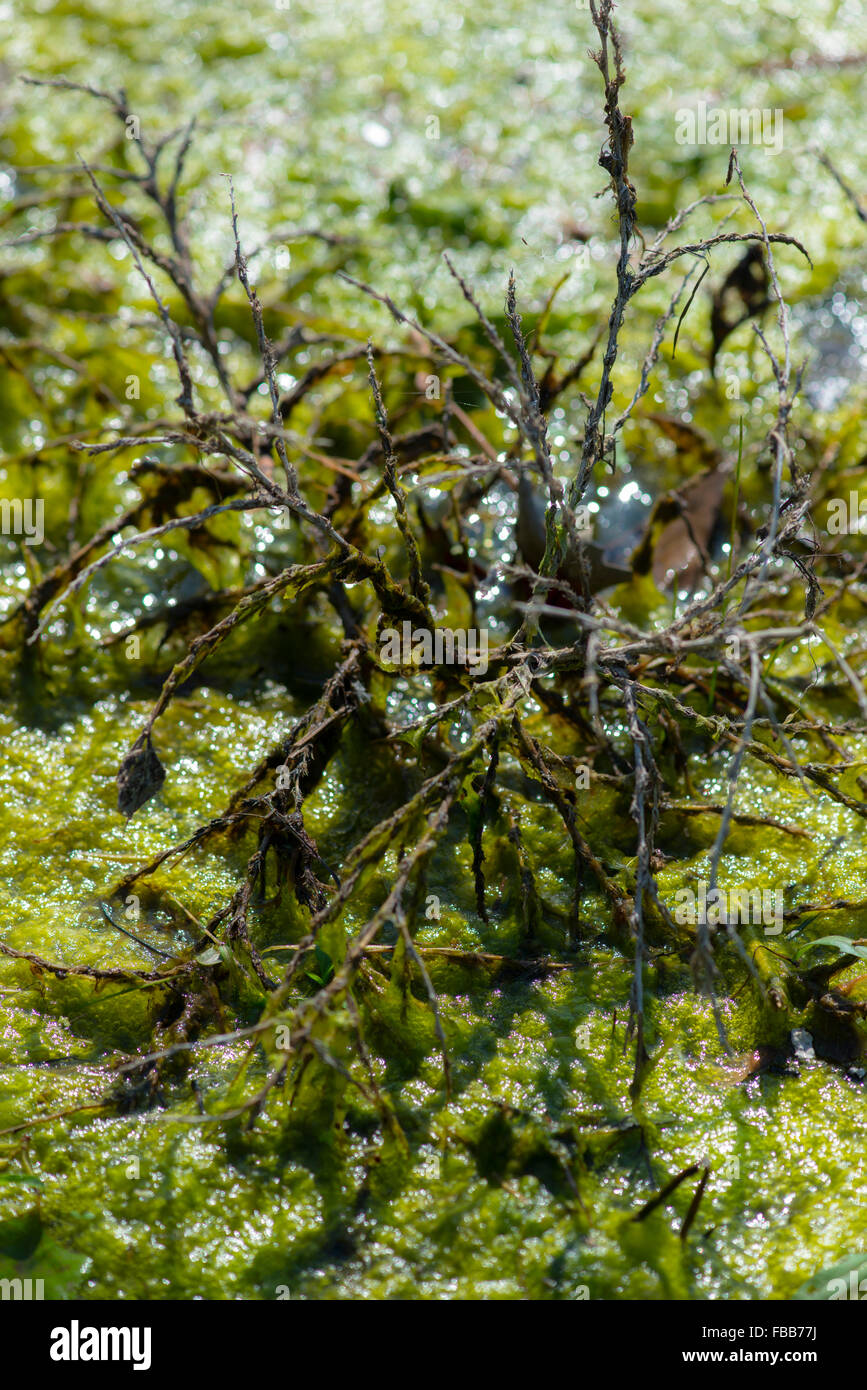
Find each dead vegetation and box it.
[3,0,867,1182]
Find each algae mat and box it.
[1,0,867,1301]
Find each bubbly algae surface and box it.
[2,618,867,1300]
[2,0,867,1300]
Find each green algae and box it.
[2,0,867,1304]
[2,639,867,1300]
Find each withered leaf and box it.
[632,415,727,591]
[516,470,631,596]
[629,466,726,592]
[117,736,166,819]
[644,412,721,469]
[651,466,727,590]
[709,245,771,372]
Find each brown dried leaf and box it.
[651,466,727,590]
[117,736,166,819]
[709,245,771,372]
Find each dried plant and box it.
[3,0,866,1196]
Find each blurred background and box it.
[3,0,866,375]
